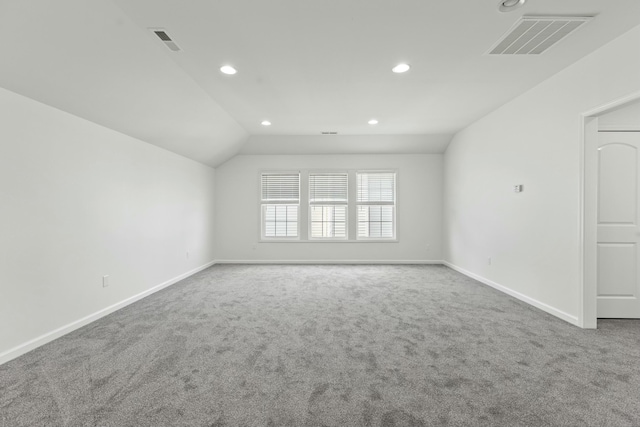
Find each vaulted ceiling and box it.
[1,0,639,166]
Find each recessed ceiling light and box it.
[261,120,271,126]
[368,119,379,125]
[392,63,410,73]
[220,65,237,75]
[498,0,526,12]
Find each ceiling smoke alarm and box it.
[499,0,527,13]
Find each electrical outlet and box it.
[186,251,190,259]
[102,275,109,288]
[487,257,492,266]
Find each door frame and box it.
[580,90,640,328]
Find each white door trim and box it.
[580,90,640,328]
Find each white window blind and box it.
[309,173,348,239]
[357,172,395,203]
[309,174,348,203]
[261,173,300,202]
[261,173,300,238]
[357,172,396,239]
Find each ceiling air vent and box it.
[488,16,593,55]
[321,132,338,135]
[150,28,181,52]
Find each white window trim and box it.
[308,171,349,241]
[259,170,301,241]
[355,206,397,241]
[258,169,399,243]
[355,170,398,241]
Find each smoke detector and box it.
[499,0,527,13]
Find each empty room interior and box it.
[1,0,640,426]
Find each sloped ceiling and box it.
[0,0,247,167]
[0,0,639,166]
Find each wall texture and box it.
[215,154,442,262]
[443,25,640,325]
[0,87,217,362]
[599,100,640,130]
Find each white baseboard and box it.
[215,259,444,265]
[443,261,579,326]
[0,260,216,366]
[3,259,578,365]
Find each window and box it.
[357,172,396,239]
[309,173,348,239]
[259,170,397,242]
[261,173,300,238]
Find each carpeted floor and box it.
[1,264,639,427]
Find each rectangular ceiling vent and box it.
[321,132,338,135]
[488,16,593,55]
[150,28,181,52]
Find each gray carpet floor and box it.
[1,264,639,427]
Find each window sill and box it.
[259,239,399,243]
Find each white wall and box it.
[240,135,452,155]
[215,154,442,262]
[0,87,216,362]
[599,100,640,130]
[443,25,640,325]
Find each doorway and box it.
[582,93,640,328]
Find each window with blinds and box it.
[309,173,348,239]
[261,173,300,238]
[357,172,396,239]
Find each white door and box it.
[597,132,640,318]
